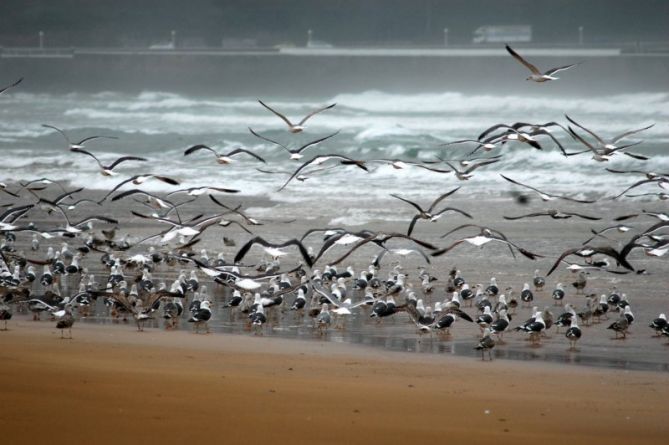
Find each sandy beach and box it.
[1,321,668,445]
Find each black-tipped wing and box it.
[234,236,313,267]
[107,156,147,170]
[297,103,336,126]
[226,148,266,163]
[184,144,218,157]
[258,99,295,128]
[611,124,654,144]
[0,77,23,94]
[505,45,541,75]
[278,154,367,191]
[294,131,340,154]
[544,63,579,76]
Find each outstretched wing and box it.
[505,45,541,75]
[297,103,336,126]
[258,99,295,128]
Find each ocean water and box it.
[1,89,668,210]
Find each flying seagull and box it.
[390,187,472,236]
[42,124,118,151]
[277,154,368,191]
[183,144,266,164]
[249,127,339,160]
[70,147,146,176]
[503,209,602,221]
[500,174,597,204]
[506,45,579,82]
[234,236,314,267]
[258,100,335,133]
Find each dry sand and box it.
[1,321,668,445]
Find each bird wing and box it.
[297,103,336,126]
[503,212,550,220]
[611,124,654,144]
[427,186,461,212]
[505,45,541,75]
[463,158,500,174]
[76,135,118,145]
[0,77,23,94]
[406,215,421,237]
[42,124,72,146]
[294,131,340,154]
[107,156,147,171]
[184,144,218,157]
[248,127,291,153]
[70,147,103,167]
[390,194,424,214]
[544,63,579,76]
[258,99,295,128]
[565,115,606,146]
[226,148,266,163]
[564,212,602,221]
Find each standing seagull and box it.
[505,45,579,82]
[258,100,336,133]
[565,318,582,350]
[53,307,75,339]
[474,327,496,360]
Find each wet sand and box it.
[1,322,668,445]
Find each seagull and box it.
[581,224,632,245]
[249,127,339,160]
[36,198,118,234]
[566,115,654,152]
[53,307,75,339]
[546,245,634,276]
[369,159,452,173]
[258,99,335,133]
[313,231,437,266]
[166,186,240,196]
[568,125,648,162]
[500,175,597,204]
[233,236,314,267]
[98,174,180,203]
[0,77,23,95]
[130,210,232,243]
[565,318,582,350]
[435,225,542,260]
[277,154,368,191]
[70,147,146,176]
[390,187,471,236]
[474,327,496,360]
[505,45,579,82]
[611,177,669,200]
[183,144,266,164]
[503,209,602,221]
[42,124,117,151]
[444,159,500,180]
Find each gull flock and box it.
[0,46,667,363]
